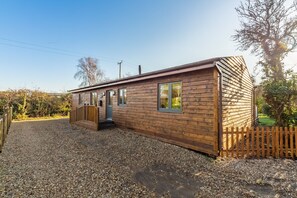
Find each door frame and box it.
[106,90,113,120]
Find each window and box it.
[158,82,182,112]
[78,93,82,105]
[118,88,127,106]
[90,92,98,106]
[108,91,114,106]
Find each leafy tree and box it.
[262,75,297,126]
[234,0,297,126]
[74,57,107,87]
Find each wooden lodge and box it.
[69,56,255,156]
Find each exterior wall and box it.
[218,56,254,129]
[72,68,219,156]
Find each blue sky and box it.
[0,0,296,92]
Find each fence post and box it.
[295,127,297,158]
[3,114,6,141]
[0,119,3,152]
[236,127,239,158]
[261,127,265,158]
[290,127,294,159]
[225,128,228,157]
[275,127,279,158]
[241,127,244,158]
[280,128,283,158]
[251,127,255,157]
[8,107,12,129]
[10,106,13,126]
[85,106,87,121]
[285,127,289,158]
[84,105,86,120]
[5,113,7,134]
[256,127,260,159]
[246,127,250,158]
[266,127,270,157]
[96,107,99,130]
[75,109,77,122]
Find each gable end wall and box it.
[218,56,254,129]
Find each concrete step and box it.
[99,120,116,130]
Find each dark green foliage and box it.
[262,104,272,116]
[262,76,297,126]
[0,89,71,119]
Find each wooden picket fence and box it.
[0,107,13,152]
[220,127,297,159]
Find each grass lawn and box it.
[258,114,275,126]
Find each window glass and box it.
[123,89,127,105]
[91,92,97,106]
[160,84,169,109]
[119,89,127,105]
[158,82,182,112]
[78,94,82,105]
[90,93,93,105]
[108,91,113,106]
[171,82,181,109]
[119,90,123,104]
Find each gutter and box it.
[215,62,223,154]
[69,63,215,93]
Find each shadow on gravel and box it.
[134,163,203,198]
[246,183,274,197]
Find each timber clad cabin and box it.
[69,56,255,156]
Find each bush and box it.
[0,89,71,119]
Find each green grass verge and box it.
[14,115,69,121]
[258,114,275,126]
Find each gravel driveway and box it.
[0,119,296,197]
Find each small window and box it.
[118,88,127,106]
[78,93,82,105]
[90,92,98,106]
[158,82,182,112]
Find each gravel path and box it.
[0,119,296,197]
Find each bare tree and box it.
[74,57,106,87]
[233,0,297,80]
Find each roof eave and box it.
[69,61,217,93]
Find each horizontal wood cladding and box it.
[218,56,254,129]
[72,68,219,156]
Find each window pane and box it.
[123,89,127,104]
[119,90,122,104]
[90,93,93,105]
[119,89,123,105]
[78,94,82,104]
[160,84,169,109]
[92,92,97,106]
[108,91,113,106]
[171,82,181,109]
